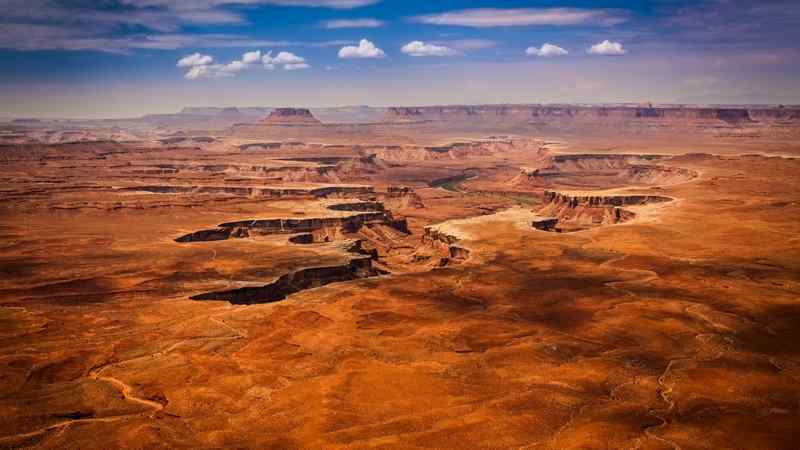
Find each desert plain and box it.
[1,104,799,449]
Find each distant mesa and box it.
[262,108,321,125]
[379,104,800,126]
[219,107,243,116]
[383,107,425,123]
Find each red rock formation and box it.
[190,257,382,304]
[383,187,425,210]
[421,227,471,263]
[533,190,673,232]
[175,204,408,243]
[262,108,321,125]
[380,104,800,129]
[542,190,673,207]
[511,154,697,189]
[384,107,424,122]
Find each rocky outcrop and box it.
[309,186,375,198]
[239,142,283,151]
[531,218,559,232]
[383,187,425,210]
[421,227,471,263]
[120,185,375,199]
[366,139,543,162]
[512,154,697,189]
[190,257,382,304]
[533,191,673,232]
[177,153,387,183]
[429,169,480,192]
[384,107,424,122]
[333,154,388,177]
[176,203,408,243]
[218,213,389,234]
[623,165,697,185]
[542,191,673,207]
[262,108,321,125]
[175,227,249,243]
[381,104,800,126]
[328,202,385,212]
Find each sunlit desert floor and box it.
[1,124,799,449]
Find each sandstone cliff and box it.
[176,203,408,243]
[511,154,697,189]
[533,190,673,232]
[262,108,321,125]
[381,104,800,131]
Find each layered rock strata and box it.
[122,185,374,199]
[175,203,408,243]
[382,104,800,125]
[421,227,471,263]
[262,108,321,125]
[190,257,382,304]
[512,154,697,189]
[533,191,672,232]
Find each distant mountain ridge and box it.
[172,106,386,123]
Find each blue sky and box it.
[1,0,799,118]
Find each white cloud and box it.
[184,64,235,79]
[223,60,249,72]
[177,52,213,67]
[338,39,386,59]
[262,51,275,69]
[273,51,306,64]
[401,41,458,57]
[184,65,208,79]
[412,8,627,27]
[242,50,262,63]
[526,43,568,57]
[284,62,310,70]
[261,50,309,70]
[181,49,310,78]
[588,40,627,55]
[321,18,385,29]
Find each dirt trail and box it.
[0,308,248,446]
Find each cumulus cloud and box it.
[181,49,309,78]
[223,60,249,73]
[242,50,262,63]
[526,43,568,57]
[401,41,458,57]
[321,18,385,29]
[588,40,627,55]
[273,51,306,64]
[184,64,235,79]
[261,51,309,69]
[412,8,627,27]
[338,39,385,59]
[177,52,213,67]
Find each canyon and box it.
[0,104,799,449]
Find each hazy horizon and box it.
[6,100,800,121]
